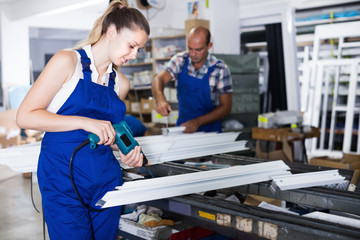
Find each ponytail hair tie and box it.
[120,5,126,9]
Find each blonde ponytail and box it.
[73,0,149,49]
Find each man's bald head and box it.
[188,26,211,45]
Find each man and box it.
[152,26,232,133]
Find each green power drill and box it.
[69,120,148,212]
[88,120,148,166]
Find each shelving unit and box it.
[215,54,260,140]
[152,34,186,74]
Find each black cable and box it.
[29,172,44,239]
[42,208,46,240]
[69,139,105,212]
[88,210,96,240]
[30,172,40,213]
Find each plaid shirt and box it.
[165,52,232,106]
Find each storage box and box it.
[155,45,182,58]
[124,99,131,113]
[310,153,360,170]
[0,109,21,149]
[151,110,178,125]
[255,139,293,162]
[164,87,178,103]
[130,102,141,113]
[244,194,282,207]
[140,98,155,113]
[0,134,20,149]
[119,214,173,240]
[133,70,153,87]
[169,227,214,240]
[170,88,178,103]
[164,87,171,101]
[185,19,210,34]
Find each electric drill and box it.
[88,121,148,166]
[69,120,148,212]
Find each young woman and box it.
[16,1,150,239]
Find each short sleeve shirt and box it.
[165,52,232,106]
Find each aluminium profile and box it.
[0,142,40,172]
[0,132,246,172]
[117,140,248,168]
[270,170,345,193]
[138,132,240,155]
[96,160,290,208]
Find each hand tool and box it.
[163,109,171,136]
[88,121,148,166]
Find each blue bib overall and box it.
[177,57,222,132]
[37,49,124,240]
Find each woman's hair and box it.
[74,0,150,49]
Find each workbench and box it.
[120,154,360,240]
[252,127,320,163]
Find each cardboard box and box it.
[133,70,153,86]
[140,98,155,113]
[124,99,131,113]
[310,153,360,170]
[244,194,282,207]
[151,110,178,125]
[169,110,179,125]
[164,87,171,101]
[255,139,293,162]
[0,109,21,149]
[163,88,178,103]
[130,102,141,113]
[119,214,173,240]
[170,88,178,103]
[0,134,20,149]
[185,19,210,34]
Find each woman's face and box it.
[109,27,148,66]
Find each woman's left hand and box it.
[118,146,144,167]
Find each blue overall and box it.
[37,49,124,240]
[123,115,147,137]
[177,57,222,133]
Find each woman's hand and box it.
[84,119,116,146]
[118,146,145,168]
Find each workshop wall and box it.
[0,0,356,107]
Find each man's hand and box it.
[152,70,173,116]
[180,119,200,133]
[155,99,172,117]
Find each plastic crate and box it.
[169,227,214,240]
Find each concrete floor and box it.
[0,165,45,240]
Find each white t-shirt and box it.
[47,45,120,113]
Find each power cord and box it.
[69,139,107,240]
[29,173,46,240]
[30,139,105,240]
[69,139,105,212]
[30,173,40,213]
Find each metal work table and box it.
[121,154,360,240]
